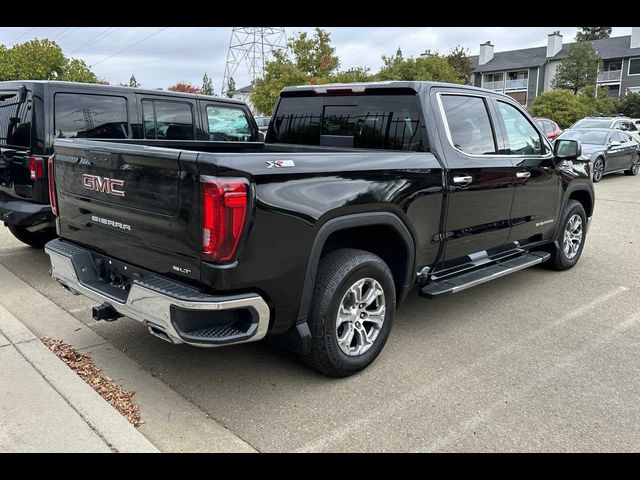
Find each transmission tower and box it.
[221,27,287,96]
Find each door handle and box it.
[452,175,473,185]
[516,171,531,179]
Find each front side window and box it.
[142,100,194,140]
[441,94,496,155]
[496,101,543,155]
[54,93,128,139]
[206,105,252,141]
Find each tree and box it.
[376,48,461,83]
[201,73,215,96]
[576,27,612,41]
[530,89,595,128]
[580,84,620,115]
[128,75,140,88]
[0,39,97,83]
[225,77,236,98]
[251,28,341,114]
[167,82,201,94]
[447,45,474,85]
[618,92,640,118]
[552,41,601,94]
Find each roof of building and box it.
[471,35,640,73]
[231,84,253,94]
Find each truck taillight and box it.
[201,176,248,263]
[29,156,45,180]
[48,156,57,216]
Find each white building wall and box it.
[543,60,561,92]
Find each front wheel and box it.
[624,153,640,176]
[545,200,587,271]
[303,248,396,377]
[7,224,57,248]
[592,157,604,182]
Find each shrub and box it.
[530,89,594,128]
[618,92,640,118]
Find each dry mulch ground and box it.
[41,337,142,427]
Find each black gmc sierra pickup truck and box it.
[44,81,594,377]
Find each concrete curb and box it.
[0,304,159,453]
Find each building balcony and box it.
[597,70,622,83]
[484,80,504,91]
[505,78,528,91]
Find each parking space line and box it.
[295,286,629,453]
[426,303,640,452]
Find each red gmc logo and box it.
[82,174,125,197]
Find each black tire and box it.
[303,248,396,378]
[624,152,640,176]
[545,200,587,271]
[7,224,57,248]
[592,157,604,183]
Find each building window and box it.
[629,58,640,76]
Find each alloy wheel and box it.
[593,158,604,182]
[335,277,386,356]
[563,214,583,260]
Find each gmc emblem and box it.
[82,174,125,197]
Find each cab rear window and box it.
[0,89,32,148]
[268,94,426,151]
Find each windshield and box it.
[573,119,612,129]
[558,129,608,145]
[0,88,32,149]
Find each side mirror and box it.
[608,140,622,149]
[554,139,582,159]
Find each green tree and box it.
[251,28,341,114]
[201,73,215,96]
[575,27,612,41]
[580,84,620,115]
[0,39,97,83]
[530,89,595,128]
[447,45,474,84]
[618,92,640,117]
[376,48,461,83]
[128,75,140,88]
[225,77,236,98]
[552,41,601,94]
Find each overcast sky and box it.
[0,27,633,91]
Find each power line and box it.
[69,27,120,54]
[90,27,169,68]
[53,27,72,40]
[57,27,82,42]
[12,27,36,45]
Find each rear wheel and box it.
[303,248,396,377]
[624,152,640,176]
[545,200,587,271]
[7,224,57,248]
[592,157,604,182]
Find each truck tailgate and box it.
[52,139,202,282]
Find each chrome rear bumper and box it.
[44,239,270,347]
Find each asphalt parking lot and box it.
[1,173,639,452]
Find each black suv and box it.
[0,80,258,247]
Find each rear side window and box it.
[269,95,426,151]
[440,95,496,155]
[0,89,32,148]
[206,105,253,141]
[142,100,194,140]
[54,93,128,139]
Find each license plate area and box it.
[80,251,152,303]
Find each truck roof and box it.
[0,80,246,105]
[280,80,511,99]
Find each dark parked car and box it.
[0,81,258,247]
[45,81,594,377]
[555,128,640,182]
[534,117,563,141]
